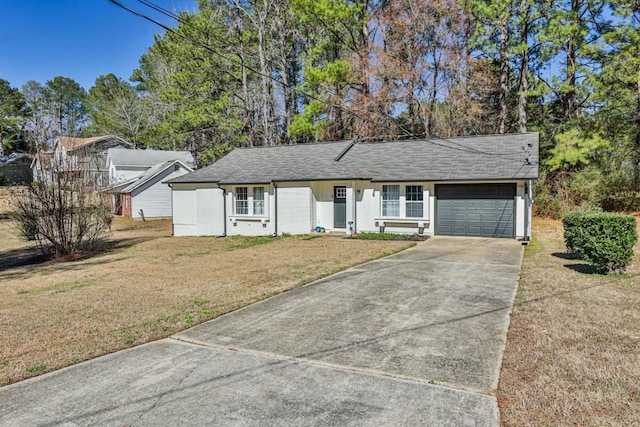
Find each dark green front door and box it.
[436,184,515,238]
[334,186,347,228]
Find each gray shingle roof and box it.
[169,141,361,184]
[169,133,539,184]
[115,160,192,193]
[107,148,195,168]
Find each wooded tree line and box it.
[1,0,639,215]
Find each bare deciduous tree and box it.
[11,153,112,259]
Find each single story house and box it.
[106,160,193,219]
[106,148,195,186]
[167,133,539,239]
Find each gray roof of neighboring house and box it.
[168,133,539,184]
[0,153,32,166]
[120,160,192,193]
[107,148,195,168]
[58,135,132,151]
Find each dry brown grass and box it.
[0,202,413,386]
[498,217,640,426]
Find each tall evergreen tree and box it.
[0,78,27,153]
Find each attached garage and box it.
[435,184,516,238]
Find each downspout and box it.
[351,180,357,236]
[273,182,278,237]
[523,180,531,244]
[169,183,174,236]
[220,186,227,237]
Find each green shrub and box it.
[349,232,427,241]
[562,211,637,274]
[562,207,603,253]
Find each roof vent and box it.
[334,135,358,162]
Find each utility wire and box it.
[109,0,535,164]
[132,0,416,138]
[109,0,392,137]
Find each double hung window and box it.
[382,185,400,217]
[381,184,425,218]
[235,187,248,215]
[235,186,266,216]
[253,187,265,215]
[406,185,423,218]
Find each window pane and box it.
[253,187,264,215]
[406,202,423,217]
[382,185,400,217]
[236,187,248,215]
[382,185,400,201]
[383,201,400,216]
[406,185,423,201]
[406,185,423,217]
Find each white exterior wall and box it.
[516,182,526,239]
[226,185,275,236]
[312,181,334,229]
[172,183,225,236]
[355,182,377,233]
[277,182,312,235]
[130,166,190,219]
[172,179,530,239]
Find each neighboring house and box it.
[167,133,539,239]
[106,160,193,219]
[30,151,53,183]
[0,153,33,184]
[106,148,195,186]
[32,135,132,185]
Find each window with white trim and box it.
[406,185,423,218]
[235,187,248,214]
[253,187,265,215]
[381,184,426,218]
[235,186,267,216]
[382,185,400,217]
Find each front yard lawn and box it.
[498,217,640,425]
[0,212,413,386]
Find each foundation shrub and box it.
[563,210,637,274]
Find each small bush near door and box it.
[562,211,637,274]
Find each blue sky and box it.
[0,0,197,91]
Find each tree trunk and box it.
[518,0,530,133]
[258,27,272,146]
[498,14,509,134]
[563,0,580,121]
[634,67,640,190]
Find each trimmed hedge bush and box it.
[562,210,637,274]
[562,207,603,253]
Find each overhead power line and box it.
[108,0,399,137]
[107,0,536,164]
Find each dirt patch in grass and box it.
[0,216,413,386]
[498,217,640,425]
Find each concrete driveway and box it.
[0,237,523,426]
